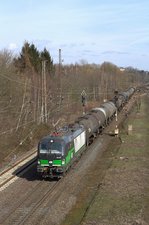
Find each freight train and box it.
[37,87,135,179]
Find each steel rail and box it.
[0,150,37,189]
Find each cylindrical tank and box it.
[100,101,117,120]
[92,107,107,121]
[75,114,99,141]
[118,92,128,102]
[126,87,135,98]
[90,109,106,128]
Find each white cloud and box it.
[8,43,17,50]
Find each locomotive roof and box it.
[39,124,85,144]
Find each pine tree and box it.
[14,42,54,75]
[40,48,54,75]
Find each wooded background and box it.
[0,42,148,164]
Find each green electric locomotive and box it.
[37,124,86,178]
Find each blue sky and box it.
[0,0,149,70]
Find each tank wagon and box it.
[37,87,135,178]
[100,101,117,123]
[111,95,124,111]
[75,113,99,145]
[111,87,135,111]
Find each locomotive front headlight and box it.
[38,160,40,164]
[62,160,65,165]
[49,161,52,164]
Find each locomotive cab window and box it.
[39,140,63,154]
[39,142,48,153]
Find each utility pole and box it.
[41,60,48,123]
[43,60,48,123]
[59,48,62,77]
[58,49,63,113]
[41,61,44,123]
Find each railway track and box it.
[1,177,62,225]
[0,150,37,191]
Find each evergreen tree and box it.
[14,42,54,75]
[40,48,54,75]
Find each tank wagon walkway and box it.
[62,93,149,225]
[79,93,149,225]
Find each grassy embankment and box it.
[61,94,149,225]
[81,94,149,225]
